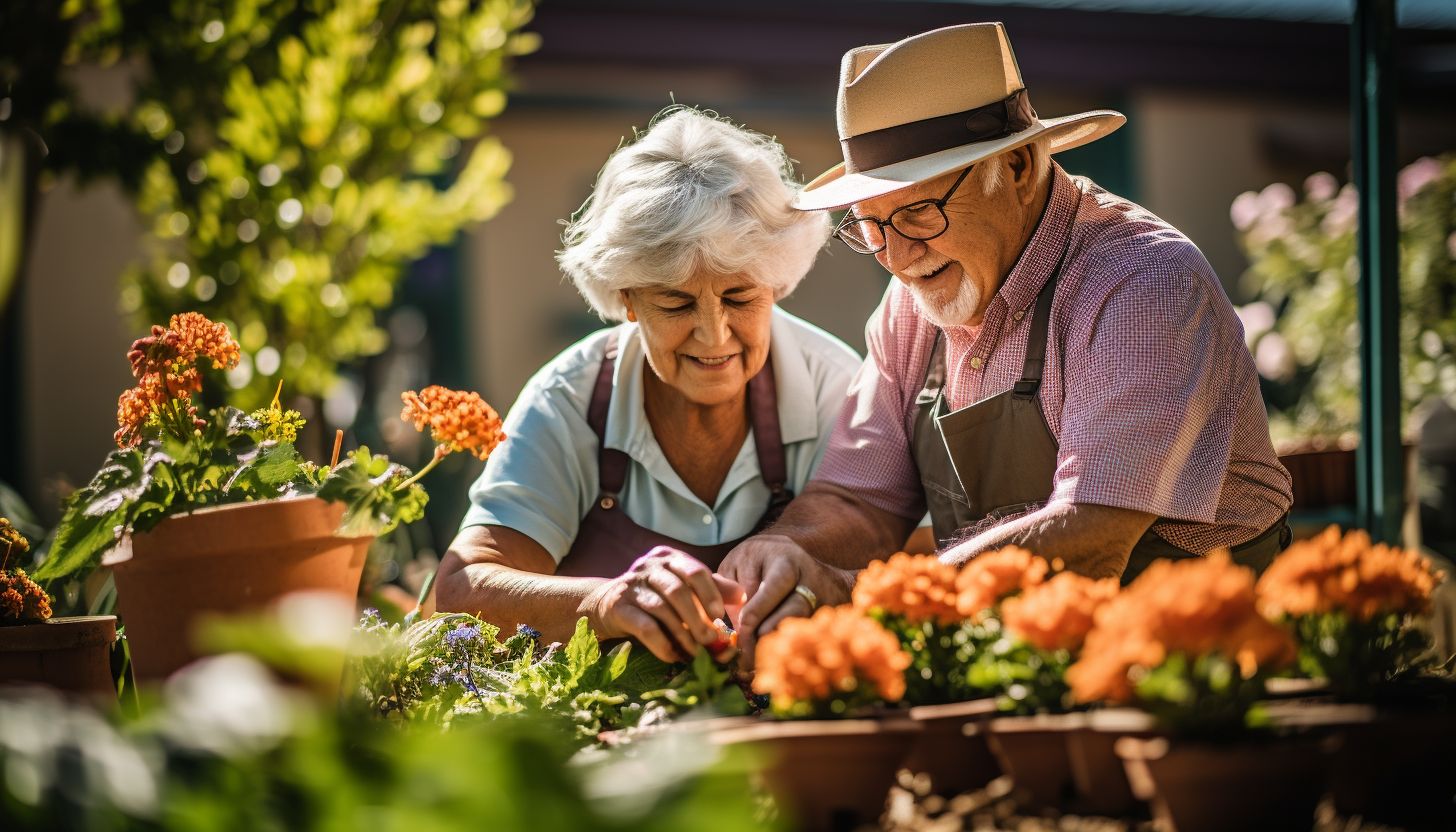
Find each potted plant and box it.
[968,568,1119,813]
[31,313,504,681]
[850,552,1001,796]
[1232,157,1455,511]
[0,518,118,696]
[1065,552,1321,832]
[715,605,918,832]
[1256,525,1453,828]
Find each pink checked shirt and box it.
[815,165,1293,553]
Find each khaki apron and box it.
[908,193,1288,583]
[554,330,793,578]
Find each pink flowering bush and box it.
[1232,154,1456,441]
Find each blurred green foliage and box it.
[1234,155,1456,441]
[35,0,536,410]
[0,653,772,832]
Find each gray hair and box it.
[558,107,831,322]
[975,136,1053,196]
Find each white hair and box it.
[558,107,831,322]
[975,136,1053,196]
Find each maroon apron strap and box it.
[587,330,630,500]
[747,354,793,515]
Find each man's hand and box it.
[718,534,854,669]
[581,546,746,663]
[940,501,1155,578]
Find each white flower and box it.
[1236,301,1276,345]
[1304,172,1338,202]
[1230,191,1262,232]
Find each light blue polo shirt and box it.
[461,307,862,562]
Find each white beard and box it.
[908,274,981,329]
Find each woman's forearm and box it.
[435,558,606,644]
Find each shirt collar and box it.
[992,162,1080,320]
[601,306,818,496]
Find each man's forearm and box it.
[938,501,1154,579]
[769,482,917,570]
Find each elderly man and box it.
[720,22,1293,657]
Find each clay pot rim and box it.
[711,716,922,745]
[909,697,999,723]
[1084,707,1160,734]
[985,712,1087,734]
[0,615,119,651]
[106,495,368,567]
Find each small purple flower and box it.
[516,624,543,641]
[444,624,481,647]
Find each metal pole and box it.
[1351,0,1403,543]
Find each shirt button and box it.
[1013,310,1025,321]
[701,513,713,525]
[970,356,983,370]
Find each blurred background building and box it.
[9,0,1456,563]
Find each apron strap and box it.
[916,331,948,405]
[1012,184,1082,397]
[747,353,792,506]
[587,330,630,500]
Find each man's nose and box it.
[877,228,926,275]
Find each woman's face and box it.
[622,270,773,408]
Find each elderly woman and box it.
[435,108,860,662]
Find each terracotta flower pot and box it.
[0,615,117,697]
[103,497,371,682]
[1325,709,1456,830]
[1115,734,1333,832]
[711,717,921,832]
[1066,708,1157,817]
[902,698,1001,797]
[984,712,1083,812]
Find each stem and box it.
[395,446,447,491]
[2,540,11,572]
[330,429,344,468]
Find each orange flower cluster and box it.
[115,313,240,447]
[955,546,1050,619]
[852,552,964,625]
[752,606,911,712]
[1256,526,1442,622]
[0,568,51,624]
[400,386,506,461]
[169,312,242,369]
[1067,552,1295,704]
[1001,572,1120,653]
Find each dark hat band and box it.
[840,89,1038,174]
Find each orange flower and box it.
[115,385,159,448]
[1067,552,1295,704]
[400,386,506,462]
[955,545,1050,619]
[0,567,51,624]
[1001,572,1120,653]
[852,552,964,625]
[168,312,241,370]
[1257,526,1442,622]
[752,606,911,713]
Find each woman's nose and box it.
[694,301,731,346]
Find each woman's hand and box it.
[581,546,746,663]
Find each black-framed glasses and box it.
[832,165,974,255]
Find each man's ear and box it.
[620,289,636,322]
[1009,145,1037,206]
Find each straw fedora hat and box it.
[795,23,1125,211]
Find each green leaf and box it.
[224,441,304,496]
[564,617,598,687]
[317,447,428,537]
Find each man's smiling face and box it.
[852,148,1038,328]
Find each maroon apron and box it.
[554,330,794,578]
